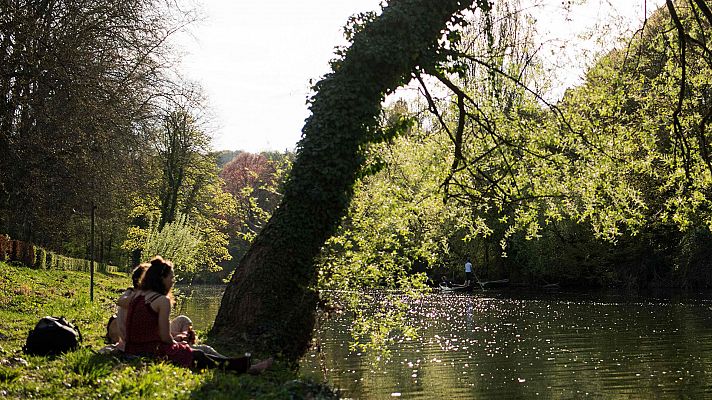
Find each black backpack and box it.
[22,316,82,356]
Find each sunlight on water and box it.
[175,286,712,398]
[301,290,712,399]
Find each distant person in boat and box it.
[120,256,272,373]
[464,256,473,285]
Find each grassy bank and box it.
[0,262,335,399]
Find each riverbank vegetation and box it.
[241,0,712,360]
[318,1,712,291]
[0,262,334,399]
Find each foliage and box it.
[0,0,194,256]
[124,209,230,277]
[319,103,467,290]
[123,99,236,273]
[0,236,118,273]
[564,4,712,232]
[409,0,712,286]
[139,214,201,274]
[0,1,234,273]
[315,0,712,290]
[218,151,292,275]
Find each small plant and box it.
[64,349,115,386]
[0,365,21,383]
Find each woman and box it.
[105,263,147,349]
[122,256,271,372]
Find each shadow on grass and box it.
[18,347,340,399]
[187,359,340,400]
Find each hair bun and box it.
[151,256,164,267]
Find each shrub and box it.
[11,240,36,268]
[46,251,54,269]
[34,247,47,269]
[0,235,9,261]
[142,214,201,273]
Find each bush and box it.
[11,240,36,268]
[34,247,47,269]
[0,239,119,273]
[141,214,201,273]
[0,235,9,261]
[46,251,54,269]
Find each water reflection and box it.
[174,285,712,398]
[302,290,712,399]
[173,284,225,332]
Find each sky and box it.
[174,0,665,153]
[175,0,382,153]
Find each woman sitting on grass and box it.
[121,255,272,373]
[106,263,147,350]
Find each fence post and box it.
[90,202,95,302]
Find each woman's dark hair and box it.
[139,256,174,295]
[104,314,117,344]
[131,263,148,288]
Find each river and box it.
[176,285,712,399]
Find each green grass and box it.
[0,262,336,399]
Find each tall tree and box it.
[0,0,193,250]
[123,96,235,273]
[212,0,479,362]
[155,108,209,229]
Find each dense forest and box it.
[3,0,712,361]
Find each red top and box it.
[124,293,193,367]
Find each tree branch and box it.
[666,0,693,183]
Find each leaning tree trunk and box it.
[211,0,476,363]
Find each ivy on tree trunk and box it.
[211,0,477,362]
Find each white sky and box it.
[174,0,665,153]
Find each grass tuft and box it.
[0,365,21,383]
[64,348,115,385]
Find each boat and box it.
[479,279,509,289]
[437,279,510,292]
[437,282,472,292]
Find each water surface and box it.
[301,290,712,399]
[177,285,712,398]
[173,284,225,333]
